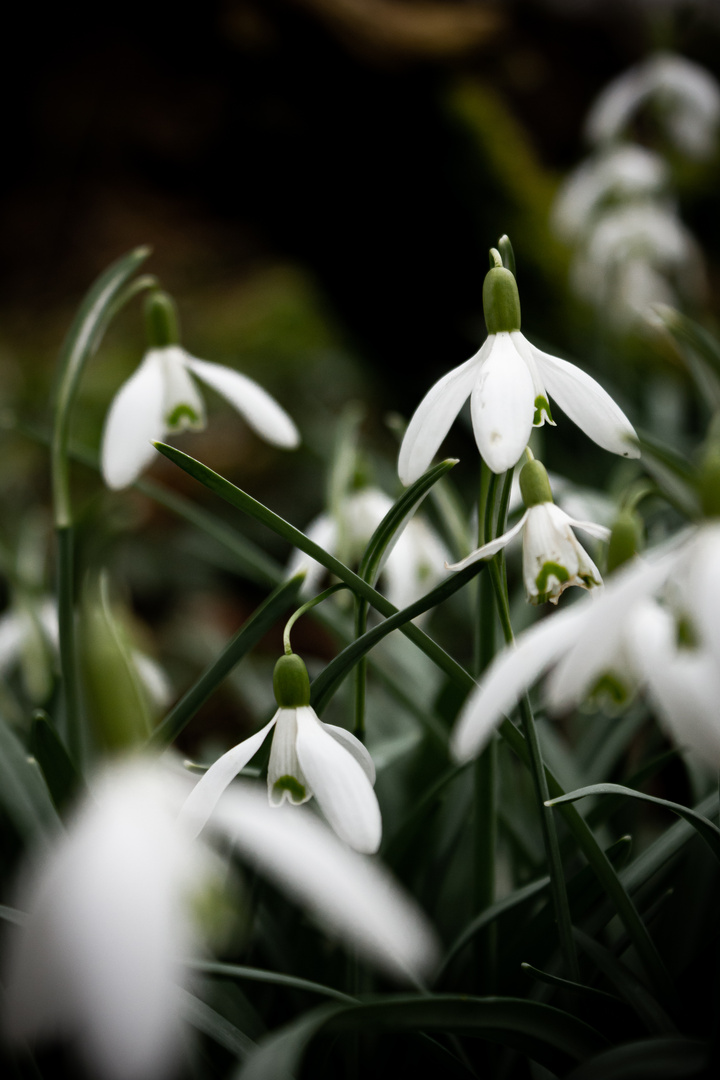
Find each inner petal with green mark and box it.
[535,561,570,593]
[272,775,307,803]
[533,395,553,426]
[589,671,631,708]
[166,402,203,429]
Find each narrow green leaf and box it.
[0,717,59,839]
[148,575,304,750]
[520,963,624,1008]
[357,458,457,585]
[180,988,257,1059]
[237,995,608,1080]
[563,1036,708,1080]
[573,929,677,1035]
[189,960,354,1003]
[547,783,720,864]
[30,712,85,815]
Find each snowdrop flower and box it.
[180,652,382,854]
[0,596,57,702]
[586,52,720,161]
[287,486,449,612]
[553,145,669,244]
[101,292,299,490]
[2,757,439,1080]
[447,458,609,606]
[398,253,639,482]
[570,202,704,327]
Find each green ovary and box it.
[273,775,307,802]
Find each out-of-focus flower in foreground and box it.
[447,458,609,606]
[101,292,299,490]
[180,652,382,854]
[449,511,720,766]
[398,255,639,481]
[2,757,438,1079]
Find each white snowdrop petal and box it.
[101,351,168,490]
[210,783,439,982]
[446,512,528,571]
[267,709,312,806]
[186,356,299,448]
[529,345,639,459]
[294,707,381,854]
[398,341,490,485]
[179,715,279,836]
[450,608,583,763]
[320,722,377,785]
[470,333,535,473]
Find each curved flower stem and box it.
[488,557,580,981]
[282,584,348,655]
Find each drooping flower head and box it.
[101,291,300,490]
[398,240,639,482]
[447,456,609,606]
[179,651,382,854]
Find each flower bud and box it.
[144,291,180,348]
[606,509,643,573]
[483,267,522,334]
[519,459,553,508]
[273,653,311,708]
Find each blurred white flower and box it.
[398,331,639,481]
[179,700,381,855]
[553,144,669,244]
[447,503,608,606]
[450,522,720,765]
[0,596,57,702]
[586,51,720,160]
[101,346,300,490]
[570,202,704,327]
[2,757,439,1080]
[287,486,450,613]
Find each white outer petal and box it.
[544,556,671,713]
[529,345,639,459]
[470,333,535,473]
[398,342,489,485]
[627,601,720,765]
[285,515,339,599]
[178,714,278,837]
[186,356,300,448]
[101,352,167,490]
[209,784,439,982]
[294,706,382,854]
[446,511,528,571]
[450,608,584,763]
[320,723,376,784]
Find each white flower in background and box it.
[398,262,638,482]
[553,144,669,244]
[0,596,57,702]
[447,459,609,606]
[586,51,720,160]
[101,292,299,490]
[2,757,439,1080]
[287,486,449,612]
[180,653,382,854]
[569,202,704,327]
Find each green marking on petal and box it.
[676,615,698,648]
[273,775,307,802]
[580,572,601,589]
[167,403,201,428]
[535,561,570,595]
[533,395,553,426]
[589,672,629,706]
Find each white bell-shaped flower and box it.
[447,458,609,606]
[398,262,638,482]
[179,653,382,854]
[101,292,299,490]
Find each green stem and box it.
[56,526,83,765]
[282,583,347,656]
[489,557,579,980]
